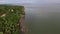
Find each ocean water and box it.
[25,4,60,34]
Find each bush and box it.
[0,5,24,34]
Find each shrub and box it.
[0,5,24,34]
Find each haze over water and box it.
[25,4,60,34]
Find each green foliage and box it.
[0,32,3,34]
[0,5,24,34]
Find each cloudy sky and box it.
[0,0,60,4]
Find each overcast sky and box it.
[0,0,60,4]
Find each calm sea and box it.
[25,4,60,34]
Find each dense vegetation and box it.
[0,5,24,34]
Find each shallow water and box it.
[25,5,60,34]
